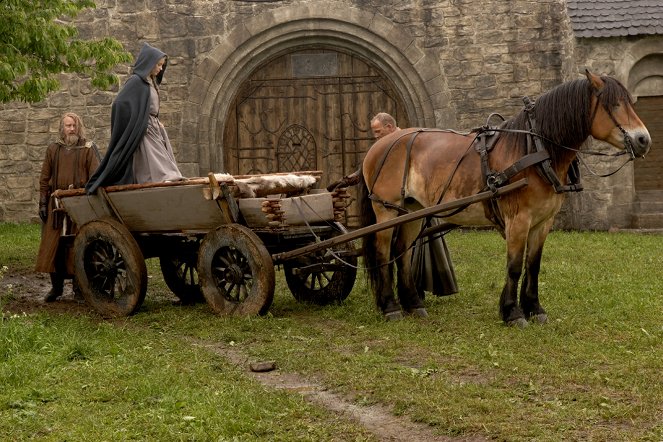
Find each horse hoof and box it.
[507,318,529,328]
[384,310,403,321]
[406,307,428,318]
[530,313,548,324]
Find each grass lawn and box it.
[1,222,662,441]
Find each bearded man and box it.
[36,112,100,302]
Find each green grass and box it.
[2,223,663,441]
[0,313,376,441]
[0,223,41,272]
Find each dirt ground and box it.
[1,270,485,442]
[1,271,93,317]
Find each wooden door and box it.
[223,49,409,225]
[634,96,663,191]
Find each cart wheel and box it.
[73,218,147,317]
[198,224,275,316]
[284,241,357,305]
[159,251,204,305]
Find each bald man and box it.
[370,112,401,139]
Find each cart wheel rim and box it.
[198,224,275,316]
[74,218,147,317]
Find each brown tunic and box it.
[35,139,100,273]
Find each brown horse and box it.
[358,70,651,326]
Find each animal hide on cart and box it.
[214,173,318,198]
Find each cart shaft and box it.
[271,178,527,263]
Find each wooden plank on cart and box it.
[58,184,228,232]
[54,171,324,232]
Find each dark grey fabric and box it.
[411,218,458,297]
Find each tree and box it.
[0,0,132,103]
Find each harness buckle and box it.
[486,173,504,193]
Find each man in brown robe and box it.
[36,113,100,302]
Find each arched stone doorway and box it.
[622,44,663,228]
[184,3,455,225]
[630,53,663,192]
[222,48,410,186]
[184,2,455,185]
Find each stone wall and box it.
[0,0,627,227]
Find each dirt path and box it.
[1,271,486,442]
[194,339,486,442]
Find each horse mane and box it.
[500,75,633,163]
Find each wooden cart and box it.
[54,170,526,319]
[53,171,358,318]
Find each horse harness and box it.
[476,97,583,194]
[367,129,430,215]
[366,88,639,231]
[367,98,583,219]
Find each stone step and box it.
[634,200,663,212]
[631,212,663,229]
[632,191,663,228]
[635,190,663,202]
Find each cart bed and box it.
[54,171,334,233]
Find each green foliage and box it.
[0,0,131,103]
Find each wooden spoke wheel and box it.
[198,224,275,316]
[73,218,147,317]
[159,241,204,304]
[284,241,357,305]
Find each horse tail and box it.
[357,169,382,295]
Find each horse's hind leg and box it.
[519,222,551,324]
[395,222,427,318]
[373,227,403,320]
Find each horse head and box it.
[586,70,651,158]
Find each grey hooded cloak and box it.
[86,42,183,193]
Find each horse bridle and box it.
[590,88,636,160]
[480,87,638,192]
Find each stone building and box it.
[0,0,661,229]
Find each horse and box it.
[357,70,652,326]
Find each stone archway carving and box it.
[184,2,454,174]
[617,37,663,193]
[615,36,663,96]
[628,53,663,98]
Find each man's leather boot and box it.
[44,272,64,302]
[72,278,85,303]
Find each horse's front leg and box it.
[501,220,529,327]
[519,221,551,324]
[373,227,403,321]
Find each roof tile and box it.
[567,0,663,37]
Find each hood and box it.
[132,42,167,84]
